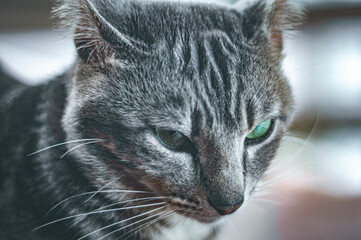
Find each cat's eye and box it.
[246,119,273,143]
[156,128,187,150]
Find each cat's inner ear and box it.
[266,0,304,58]
[73,0,115,63]
[242,0,304,59]
[72,0,144,64]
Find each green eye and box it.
[156,128,187,150]
[246,120,272,140]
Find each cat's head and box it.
[59,0,302,223]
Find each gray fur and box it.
[0,0,302,239]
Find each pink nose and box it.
[212,202,243,215]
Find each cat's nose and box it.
[208,195,244,216]
[212,203,243,215]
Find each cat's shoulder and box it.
[0,63,24,96]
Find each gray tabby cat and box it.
[0,0,302,239]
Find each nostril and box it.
[212,202,243,215]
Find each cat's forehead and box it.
[87,0,292,132]
[101,30,287,131]
[95,0,244,44]
[111,54,285,135]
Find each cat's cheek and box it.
[124,136,225,222]
[244,140,284,201]
[243,121,285,194]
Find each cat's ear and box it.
[54,0,145,64]
[73,0,118,63]
[241,0,304,59]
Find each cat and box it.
[0,0,303,239]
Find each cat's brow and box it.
[246,101,255,129]
[191,109,202,137]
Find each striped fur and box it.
[0,0,302,239]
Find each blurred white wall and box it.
[0,30,75,85]
[284,18,361,119]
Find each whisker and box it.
[283,136,316,151]
[261,163,308,188]
[60,140,104,159]
[289,63,321,74]
[69,197,169,226]
[47,189,155,214]
[252,197,280,206]
[28,138,102,156]
[95,209,169,240]
[263,159,308,179]
[83,178,120,203]
[152,211,179,237]
[253,186,274,196]
[246,201,266,216]
[121,211,175,240]
[284,114,319,161]
[93,196,170,212]
[70,196,170,227]
[76,206,167,240]
[35,202,166,231]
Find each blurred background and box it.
[0,0,360,239]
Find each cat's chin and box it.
[177,211,223,224]
[189,214,222,224]
[151,213,223,240]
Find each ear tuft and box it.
[53,0,147,64]
[54,0,121,64]
[75,0,117,63]
[267,0,305,59]
[241,0,305,60]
